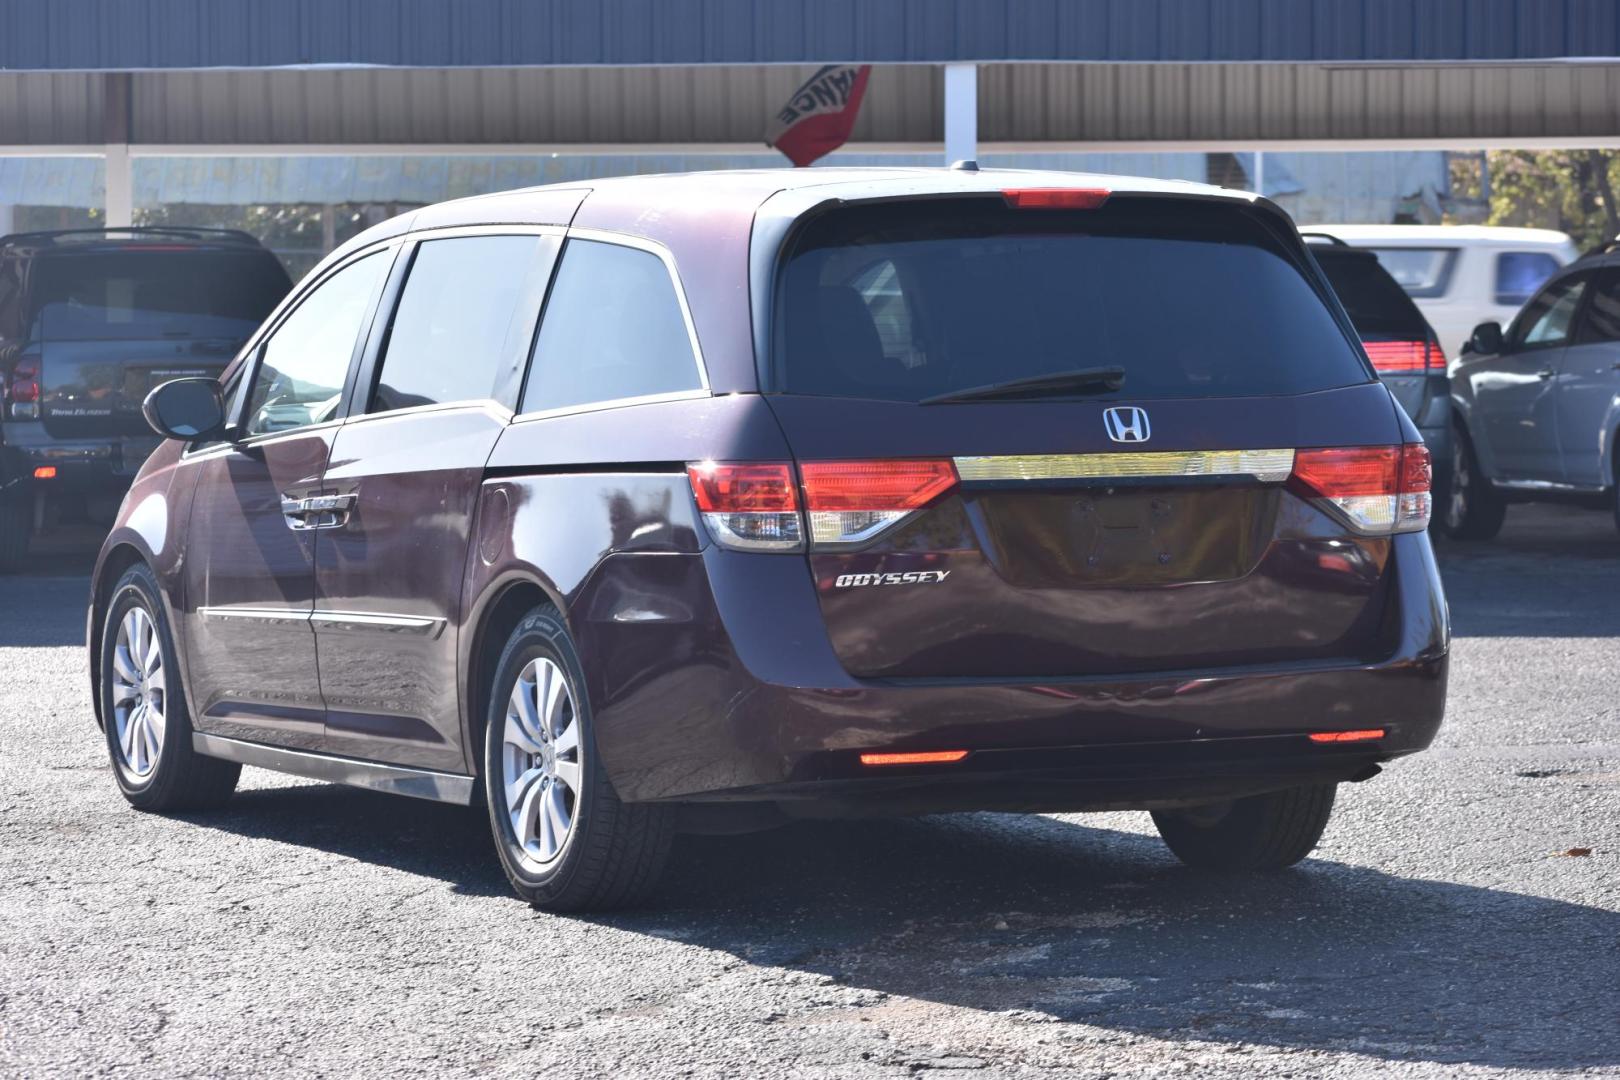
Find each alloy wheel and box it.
[110,606,167,779]
[501,657,583,870]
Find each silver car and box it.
[1446,252,1620,539]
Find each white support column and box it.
[104,142,133,227]
[943,63,978,166]
[1252,150,1265,197]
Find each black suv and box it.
[0,228,291,569]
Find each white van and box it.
[1305,225,1578,359]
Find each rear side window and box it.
[28,250,290,342]
[1367,248,1457,298]
[522,239,702,414]
[1312,250,1431,340]
[1495,252,1562,307]
[772,199,1367,402]
[370,235,543,413]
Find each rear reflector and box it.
[859,750,970,766]
[1290,444,1431,534]
[1362,340,1434,374]
[686,462,804,552]
[800,459,958,548]
[1002,187,1111,210]
[33,466,56,480]
[1308,729,1385,743]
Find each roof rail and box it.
[1298,231,1349,246]
[0,226,263,249]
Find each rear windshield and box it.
[772,198,1368,402]
[1366,247,1457,298]
[27,250,291,343]
[1312,248,1432,340]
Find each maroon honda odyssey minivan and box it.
[89,168,1448,910]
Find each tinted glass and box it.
[28,250,290,342]
[370,235,543,413]
[1313,249,1431,339]
[1367,247,1458,298]
[523,240,700,413]
[245,252,387,435]
[1495,251,1562,306]
[1578,270,1620,344]
[1514,275,1587,349]
[774,200,1367,402]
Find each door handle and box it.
[281,492,357,531]
[1537,369,1556,380]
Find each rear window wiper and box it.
[920,365,1126,405]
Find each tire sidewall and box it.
[483,608,599,901]
[100,566,187,802]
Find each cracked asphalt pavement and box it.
[1,508,1617,1078]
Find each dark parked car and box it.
[1304,233,1452,498]
[89,170,1449,911]
[1445,246,1620,538]
[0,227,291,569]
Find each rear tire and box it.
[99,563,240,811]
[1437,423,1505,541]
[0,498,28,573]
[483,605,674,911]
[1152,783,1336,871]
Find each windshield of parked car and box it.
[773,198,1369,402]
[27,250,290,343]
[1313,249,1433,340]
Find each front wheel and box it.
[1152,783,1336,871]
[483,606,674,911]
[1437,425,1505,541]
[99,564,240,810]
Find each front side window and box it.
[1514,275,1588,349]
[370,235,544,413]
[522,240,702,414]
[1495,251,1562,307]
[1577,270,1620,344]
[1368,247,1458,298]
[244,252,387,436]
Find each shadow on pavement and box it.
[192,783,1617,1071]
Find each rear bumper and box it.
[576,531,1449,809]
[0,434,156,498]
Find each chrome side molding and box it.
[193,733,475,805]
[953,448,1296,484]
[196,606,444,637]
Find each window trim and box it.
[511,227,712,424]
[348,224,567,423]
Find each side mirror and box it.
[1469,321,1504,356]
[142,377,226,441]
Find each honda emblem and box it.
[1103,406,1151,444]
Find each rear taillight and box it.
[1290,444,1431,534]
[1362,340,1434,373]
[5,358,41,419]
[687,458,960,552]
[686,462,804,551]
[800,459,957,548]
[1002,187,1111,210]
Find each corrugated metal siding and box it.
[2,0,1619,70]
[126,65,942,144]
[6,62,1620,146]
[979,62,1620,141]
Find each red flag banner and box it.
[765,65,872,167]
